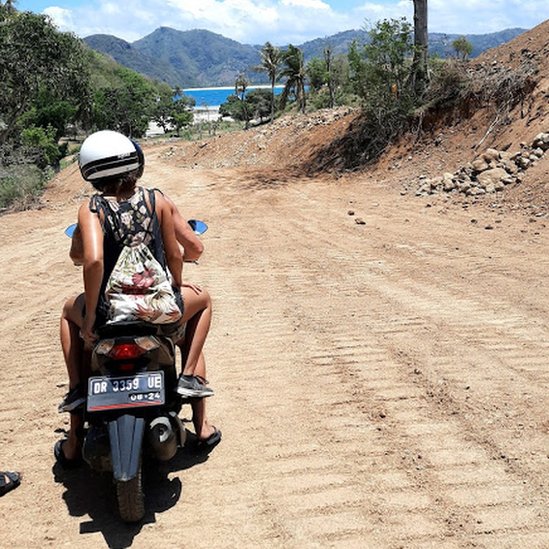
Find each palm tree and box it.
[234,73,250,128]
[234,73,248,101]
[280,45,306,114]
[410,0,429,95]
[258,42,282,121]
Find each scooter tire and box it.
[116,466,145,523]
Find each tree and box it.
[244,89,272,123]
[91,68,159,137]
[152,88,177,133]
[324,46,337,108]
[234,74,250,128]
[234,74,248,101]
[346,18,420,163]
[20,126,61,168]
[307,57,328,93]
[0,11,90,145]
[257,42,282,121]
[151,84,192,133]
[350,18,414,102]
[409,0,429,95]
[306,44,345,109]
[19,88,78,142]
[280,45,307,114]
[452,36,473,60]
[0,0,17,17]
[171,96,194,135]
[219,89,272,124]
[219,95,246,121]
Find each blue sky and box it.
[17,0,549,44]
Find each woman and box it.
[56,131,219,465]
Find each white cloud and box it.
[43,6,74,31]
[38,1,549,45]
[429,0,549,33]
[353,1,412,27]
[102,2,121,16]
[281,0,330,9]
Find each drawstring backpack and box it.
[92,188,182,325]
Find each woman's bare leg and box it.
[59,294,86,460]
[62,413,84,460]
[180,286,212,377]
[190,352,216,441]
[60,294,85,389]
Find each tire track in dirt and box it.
[0,163,547,548]
[210,175,548,547]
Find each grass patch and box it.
[0,164,47,210]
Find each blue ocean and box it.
[181,85,285,107]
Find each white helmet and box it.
[78,130,144,181]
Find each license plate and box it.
[87,372,165,412]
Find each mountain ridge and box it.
[84,26,528,88]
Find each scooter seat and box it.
[97,321,158,338]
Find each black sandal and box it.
[196,427,222,452]
[54,440,82,469]
[0,471,21,496]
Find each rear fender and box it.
[108,415,145,481]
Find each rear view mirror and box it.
[65,223,77,238]
[188,219,208,235]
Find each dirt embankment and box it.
[154,20,548,217]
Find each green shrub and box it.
[0,164,46,210]
[20,126,61,168]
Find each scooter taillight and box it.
[109,343,145,360]
[95,336,159,359]
[118,362,137,373]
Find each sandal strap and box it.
[0,471,19,487]
[194,375,209,385]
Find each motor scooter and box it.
[63,219,207,522]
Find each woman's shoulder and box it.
[139,186,165,200]
[82,191,107,212]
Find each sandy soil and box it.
[1,20,548,549]
[0,139,547,548]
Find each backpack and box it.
[94,188,182,325]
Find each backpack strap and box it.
[145,187,156,216]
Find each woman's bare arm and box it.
[78,202,104,341]
[156,192,183,288]
[163,194,204,261]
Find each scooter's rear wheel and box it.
[116,466,145,523]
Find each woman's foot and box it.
[54,439,82,469]
[196,425,222,452]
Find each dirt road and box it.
[0,148,547,548]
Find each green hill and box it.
[85,26,528,88]
[299,28,527,59]
[85,34,180,86]
[85,28,262,88]
[134,27,262,87]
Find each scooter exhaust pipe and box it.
[148,416,178,461]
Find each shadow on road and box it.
[52,435,213,549]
